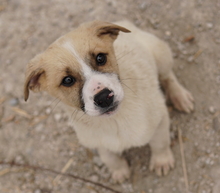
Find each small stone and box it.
[213,118,219,131]
[34,189,42,193]
[9,98,19,106]
[182,50,188,55]
[90,190,97,193]
[33,111,39,116]
[15,155,25,164]
[54,113,62,121]
[173,52,178,58]
[178,65,184,70]
[90,174,99,182]
[93,156,103,167]
[209,106,215,114]
[139,2,148,10]
[35,124,44,132]
[4,82,14,93]
[45,107,51,114]
[142,166,147,171]
[6,59,11,64]
[206,22,213,29]
[177,42,185,51]
[216,76,220,84]
[188,56,194,63]
[215,39,220,44]
[165,31,171,36]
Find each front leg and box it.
[98,147,130,183]
[149,112,175,176]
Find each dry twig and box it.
[0,161,122,193]
[193,49,203,59]
[178,127,189,193]
[53,158,74,185]
[12,107,32,119]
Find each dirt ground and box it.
[0,0,220,193]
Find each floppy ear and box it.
[92,21,131,40]
[24,56,46,101]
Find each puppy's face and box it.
[24,21,130,116]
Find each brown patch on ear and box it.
[92,21,131,40]
[24,67,46,101]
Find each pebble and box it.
[35,123,44,132]
[188,56,194,63]
[177,42,185,51]
[54,113,62,121]
[33,111,39,116]
[4,82,14,93]
[206,22,213,29]
[216,76,220,84]
[139,2,148,10]
[213,118,219,131]
[209,106,215,114]
[90,174,99,182]
[178,65,184,70]
[15,155,25,164]
[182,50,188,55]
[215,38,220,44]
[6,59,11,64]
[165,31,171,36]
[34,189,42,193]
[9,98,19,106]
[93,156,103,167]
[45,107,51,114]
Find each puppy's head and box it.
[24,21,130,116]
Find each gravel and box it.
[0,0,220,193]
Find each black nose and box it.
[94,88,114,108]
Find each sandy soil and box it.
[0,0,220,193]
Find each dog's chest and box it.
[72,103,160,153]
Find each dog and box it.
[24,20,194,182]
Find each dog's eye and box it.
[96,53,107,66]
[61,76,76,87]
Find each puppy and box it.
[24,20,194,182]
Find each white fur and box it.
[68,22,166,152]
[62,41,93,78]
[82,73,124,116]
[26,20,194,181]
[62,41,124,116]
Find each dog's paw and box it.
[169,84,194,113]
[149,148,175,176]
[111,166,130,183]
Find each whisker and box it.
[92,42,99,53]
[121,82,136,94]
[51,101,61,114]
[121,77,146,81]
[102,103,118,114]
[77,111,86,122]
[70,109,79,123]
[49,98,61,114]
[116,49,135,63]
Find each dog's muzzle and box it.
[94,88,114,108]
[93,88,119,115]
